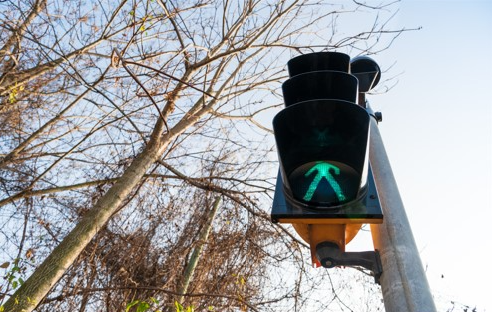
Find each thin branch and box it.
[122,59,217,99]
[113,49,170,133]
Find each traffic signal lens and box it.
[289,161,360,207]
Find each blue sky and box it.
[362,0,492,310]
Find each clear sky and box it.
[361,0,492,310]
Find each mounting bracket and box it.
[316,241,383,284]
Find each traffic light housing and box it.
[271,52,383,266]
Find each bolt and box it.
[374,111,383,122]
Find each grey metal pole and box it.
[368,114,437,312]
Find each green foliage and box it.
[8,83,24,103]
[125,297,161,312]
[2,259,25,290]
[174,301,194,312]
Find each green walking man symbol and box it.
[303,161,346,202]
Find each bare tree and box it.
[0,0,409,311]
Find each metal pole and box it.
[369,115,437,312]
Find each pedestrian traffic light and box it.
[271,52,383,267]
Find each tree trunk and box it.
[177,196,222,304]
